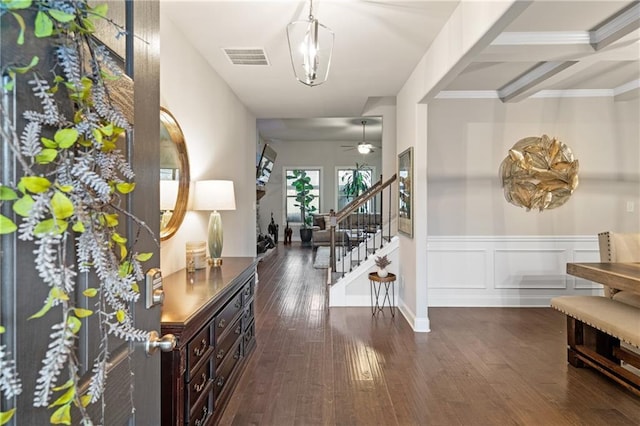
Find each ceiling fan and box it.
[342,120,380,154]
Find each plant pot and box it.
[377,267,388,278]
[300,228,313,244]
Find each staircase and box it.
[326,175,399,307]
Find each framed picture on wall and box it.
[398,147,413,238]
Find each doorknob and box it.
[145,330,176,356]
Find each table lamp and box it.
[193,180,236,266]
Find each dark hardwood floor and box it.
[219,244,640,425]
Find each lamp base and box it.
[208,257,223,267]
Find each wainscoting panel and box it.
[427,236,602,307]
[427,249,487,289]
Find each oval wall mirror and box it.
[160,107,190,241]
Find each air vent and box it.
[223,48,269,66]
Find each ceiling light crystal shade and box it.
[286,3,334,87]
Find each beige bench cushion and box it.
[551,295,640,348]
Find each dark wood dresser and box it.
[161,257,257,425]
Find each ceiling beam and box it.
[590,1,640,50]
[497,61,578,102]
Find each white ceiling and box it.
[161,1,640,143]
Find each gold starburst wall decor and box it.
[500,135,579,211]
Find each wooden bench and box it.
[551,295,640,396]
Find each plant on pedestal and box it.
[375,255,391,278]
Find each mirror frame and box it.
[160,107,190,241]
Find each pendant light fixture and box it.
[286,0,334,87]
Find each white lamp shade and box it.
[193,180,236,211]
[160,180,179,211]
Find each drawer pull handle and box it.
[235,325,241,335]
[193,339,207,357]
[244,287,250,296]
[233,352,240,360]
[194,407,208,426]
[234,299,241,309]
[216,349,225,359]
[194,372,207,393]
[218,318,226,329]
[216,376,225,387]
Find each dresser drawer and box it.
[243,319,256,356]
[187,385,213,426]
[214,290,243,342]
[186,325,212,380]
[242,300,254,332]
[242,276,254,303]
[187,358,213,414]
[215,316,242,366]
[214,337,242,400]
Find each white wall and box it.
[257,139,382,239]
[159,12,256,276]
[395,0,524,332]
[427,97,640,235]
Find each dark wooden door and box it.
[0,1,161,424]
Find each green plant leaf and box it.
[4,0,32,8]
[73,308,93,318]
[41,137,57,148]
[91,3,109,19]
[12,194,34,217]
[67,316,81,334]
[0,408,16,425]
[135,252,153,262]
[51,191,74,219]
[83,288,98,297]
[0,215,17,234]
[34,10,54,38]
[54,128,79,149]
[0,326,5,334]
[52,379,73,392]
[112,232,127,244]
[35,148,58,164]
[9,55,38,74]
[21,176,51,193]
[51,287,69,301]
[116,182,136,194]
[116,310,126,323]
[10,12,26,45]
[48,9,75,23]
[118,261,132,278]
[0,185,18,200]
[49,403,71,425]
[104,213,118,227]
[131,282,139,293]
[72,221,85,233]
[79,394,91,407]
[119,243,127,260]
[49,386,75,408]
[28,295,53,319]
[34,218,68,236]
[56,184,73,193]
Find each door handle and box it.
[145,330,176,356]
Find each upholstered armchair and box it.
[597,231,640,308]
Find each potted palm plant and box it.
[341,163,372,211]
[286,170,317,244]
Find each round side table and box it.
[368,272,396,317]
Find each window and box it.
[337,166,373,211]
[285,168,321,223]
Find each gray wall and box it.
[427,97,640,236]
